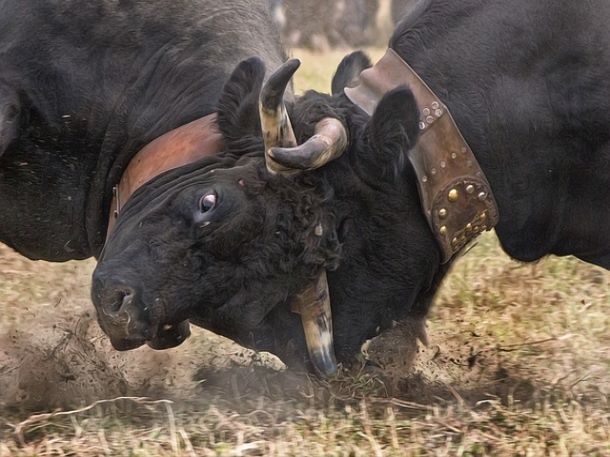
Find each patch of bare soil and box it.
[0,308,285,412]
[365,323,537,405]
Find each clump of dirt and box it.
[0,313,128,411]
[0,309,285,412]
[362,318,535,405]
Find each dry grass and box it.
[0,48,609,456]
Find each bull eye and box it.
[199,192,217,213]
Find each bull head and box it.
[259,59,348,377]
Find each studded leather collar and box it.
[345,48,499,263]
[106,113,224,236]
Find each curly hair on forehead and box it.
[251,165,342,273]
[288,90,369,147]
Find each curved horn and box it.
[268,117,348,171]
[260,59,300,174]
[290,270,338,378]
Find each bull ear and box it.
[361,86,420,179]
[331,51,371,95]
[216,57,265,154]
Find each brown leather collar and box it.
[107,113,224,236]
[345,48,499,263]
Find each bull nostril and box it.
[102,287,136,314]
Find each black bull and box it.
[3,0,610,375]
[0,0,284,349]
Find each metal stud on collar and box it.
[419,103,445,131]
[432,180,498,261]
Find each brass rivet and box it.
[422,176,428,183]
[431,168,437,175]
[431,101,440,109]
[435,109,443,117]
[422,107,431,116]
[440,161,447,168]
[419,122,426,130]
[452,237,459,246]
[466,223,473,231]
[439,208,448,218]
[439,226,447,236]
[448,189,459,202]
[451,152,457,159]
[479,212,487,221]
[426,115,435,124]
[478,191,487,201]
[466,184,475,194]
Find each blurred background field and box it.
[0,2,609,455]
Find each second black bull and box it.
[94,0,610,375]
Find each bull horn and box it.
[268,117,348,171]
[290,270,338,378]
[260,59,300,174]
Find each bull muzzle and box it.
[92,271,191,351]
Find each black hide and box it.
[0,81,20,157]
[389,0,610,268]
[0,0,284,261]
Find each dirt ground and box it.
[1,228,608,456]
[0,47,609,456]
